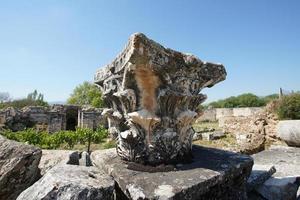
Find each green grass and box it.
[192,121,220,133]
[65,139,116,151]
[193,133,238,150]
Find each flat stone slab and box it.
[17,163,115,200]
[251,145,300,200]
[91,145,253,200]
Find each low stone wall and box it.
[0,105,107,133]
[197,107,265,122]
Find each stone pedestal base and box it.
[91,145,253,200]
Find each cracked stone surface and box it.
[17,163,115,200]
[0,135,42,200]
[91,145,253,200]
[94,33,226,165]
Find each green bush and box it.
[0,126,109,150]
[209,93,278,108]
[277,93,300,120]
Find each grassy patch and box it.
[193,133,238,150]
[192,121,220,133]
[67,139,116,151]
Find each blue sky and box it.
[0,0,299,103]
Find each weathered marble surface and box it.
[17,163,114,200]
[91,145,253,200]
[277,120,300,147]
[0,135,42,200]
[95,33,226,165]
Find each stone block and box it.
[91,145,253,200]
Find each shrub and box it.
[0,126,110,150]
[209,93,278,108]
[277,93,300,120]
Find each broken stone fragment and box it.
[95,33,226,164]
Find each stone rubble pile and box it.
[219,106,279,154]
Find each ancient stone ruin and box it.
[0,105,106,133]
[95,33,227,165]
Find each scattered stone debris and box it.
[219,105,279,154]
[0,135,42,200]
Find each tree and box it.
[208,93,276,108]
[236,93,265,107]
[27,90,48,106]
[67,81,104,108]
[0,90,48,109]
[0,92,10,103]
[277,93,300,120]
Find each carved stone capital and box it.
[95,33,226,165]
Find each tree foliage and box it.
[0,90,48,109]
[67,81,104,108]
[209,93,279,108]
[0,92,10,103]
[276,93,300,120]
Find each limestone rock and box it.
[251,145,300,200]
[0,135,42,200]
[94,33,226,165]
[39,150,79,175]
[91,145,253,200]
[277,120,300,147]
[79,151,92,166]
[17,163,114,200]
[192,132,202,141]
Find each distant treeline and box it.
[0,81,103,110]
[207,93,279,108]
[0,90,48,109]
